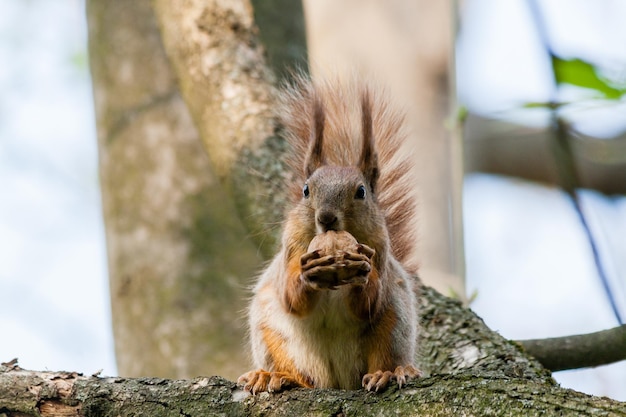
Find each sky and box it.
[0,0,115,375]
[0,0,624,401]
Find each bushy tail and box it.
[278,73,418,270]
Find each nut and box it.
[307,230,359,256]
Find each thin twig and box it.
[527,0,623,325]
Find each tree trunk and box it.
[249,0,307,77]
[87,0,261,380]
[2,287,625,416]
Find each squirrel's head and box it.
[300,91,384,239]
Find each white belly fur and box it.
[265,287,367,389]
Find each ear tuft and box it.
[358,90,379,192]
[304,94,326,177]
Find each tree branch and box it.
[152,0,286,256]
[519,325,626,372]
[1,361,624,416]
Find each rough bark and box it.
[3,370,625,417]
[2,288,625,416]
[87,0,261,380]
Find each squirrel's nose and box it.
[317,211,338,231]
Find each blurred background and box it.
[0,0,114,375]
[0,0,624,400]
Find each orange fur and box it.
[260,326,314,388]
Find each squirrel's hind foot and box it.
[362,365,422,392]
[238,369,306,394]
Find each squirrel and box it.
[238,74,421,393]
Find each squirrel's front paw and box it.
[336,244,375,282]
[300,249,371,290]
[300,250,346,289]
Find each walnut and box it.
[307,230,359,256]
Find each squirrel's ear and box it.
[304,94,325,177]
[358,90,379,192]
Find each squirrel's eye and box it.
[303,183,310,198]
[355,184,366,200]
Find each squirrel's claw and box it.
[356,243,376,259]
[301,252,336,269]
[362,365,422,392]
[362,370,392,392]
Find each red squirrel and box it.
[238,74,420,393]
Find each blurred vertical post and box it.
[303,0,465,296]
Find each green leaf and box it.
[456,105,469,123]
[69,50,88,71]
[551,56,626,100]
[523,101,564,109]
